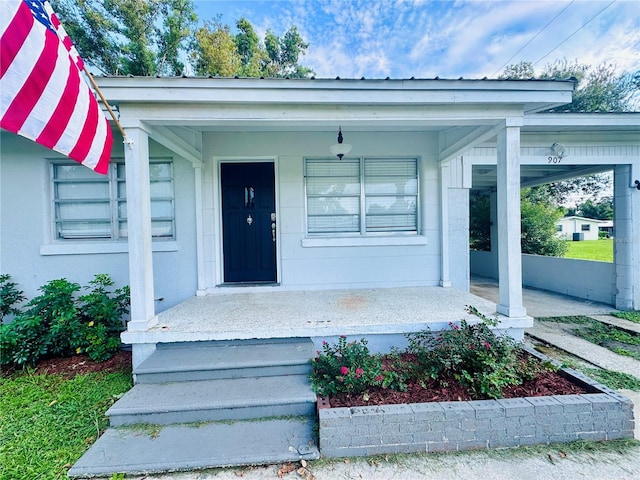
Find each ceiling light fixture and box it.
[551,142,566,158]
[329,126,352,160]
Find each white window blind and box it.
[305,157,418,235]
[52,160,175,240]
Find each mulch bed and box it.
[328,358,587,408]
[1,350,132,378]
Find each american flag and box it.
[1,0,112,174]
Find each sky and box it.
[192,0,640,79]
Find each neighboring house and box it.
[598,220,614,238]
[1,77,639,365]
[556,216,604,241]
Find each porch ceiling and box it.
[472,164,614,192]
[121,286,531,345]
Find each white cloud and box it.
[193,0,640,79]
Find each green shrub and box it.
[78,274,130,361]
[0,275,130,367]
[309,336,384,396]
[0,273,26,321]
[0,278,81,366]
[406,307,525,399]
[309,307,559,400]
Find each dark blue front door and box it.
[221,162,277,283]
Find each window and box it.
[556,225,563,232]
[581,224,591,231]
[305,157,418,235]
[52,160,174,240]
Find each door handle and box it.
[270,212,276,242]
[246,215,253,226]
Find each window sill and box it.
[301,235,428,248]
[40,241,178,256]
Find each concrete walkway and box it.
[144,447,640,480]
[527,321,640,380]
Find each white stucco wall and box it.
[0,133,198,313]
[470,250,615,305]
[2,129,459,310]
[202,131,444,290]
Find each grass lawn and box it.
[563,238,613,262]
[0,369,132,480]
[612,311,640,324]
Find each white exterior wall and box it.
[201,131,443,290]
[448,188,470,291]
[0,133,198,312]
[470,250,616,305]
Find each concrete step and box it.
[107,374,316,426]
[135,338,315,384]
[68,417,319,478]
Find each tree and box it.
[51,0,121,74]
[193,18,241,77]
[468,188,567,257]
[193,20,313,78]
[575,197,614,220]
[106,0,157,76]
[500,61,535,79]
[520,187,567,257]
[235,17,262,77]
[500,59,639,112]
[543,172,612,207]
[53,1,313,78]
[52,0,197,76]
[157,0,198,76]
[276,26,313,78]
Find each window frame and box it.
[581,224,591,232]
[304,156,420,237]
[50,158,175,242]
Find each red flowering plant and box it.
[309,336,384,396]
[406,306,549,399]
[309,307,555,401]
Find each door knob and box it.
[246,215,253,225]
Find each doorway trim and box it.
[211,157,280,289]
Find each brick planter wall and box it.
[318,350,635,458]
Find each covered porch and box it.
[123,285,524,364]
[155,286,502,339]
[97,77,578,362]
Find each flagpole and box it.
[83,67,130,144]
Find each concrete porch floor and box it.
[121,285,530,346]
[470,276,614,318]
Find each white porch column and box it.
[439,162,451,287]
[496,118,527,318]
[124,126,157,331]
[614,163,640,310]
[194,164,206,295]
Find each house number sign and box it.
[547,156,562,164]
